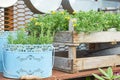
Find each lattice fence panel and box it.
[13,0,37,30]
[4,6,14,31]
[0,8,4,31]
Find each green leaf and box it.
[86,77,91,80]
[99,68,109,78]
[107,67,113,78]
[102,76,109,79]
[92,74,104,80]
[113,75,120,79]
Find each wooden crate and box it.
[54,31,120,73]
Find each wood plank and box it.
[54,57,72,71]
[68,46,77,73]
[69,18,77,31]
[2,67,120,80]
[76,55,120,70]
[69,46,76,73]
[54,31,73,43]
[54,31,120,44]
[74,32,120,43]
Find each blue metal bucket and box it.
[0,31,17,72]
[3,44,54,79]
[0,32,8,72]
[0,38,7,72]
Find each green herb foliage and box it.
[8,28,53,44]
[74,11,120,33]
[8,11,120,44]
[92,67,120,80]
[27,10,71,35]
[27,10,120,34]
[86,76,92,80]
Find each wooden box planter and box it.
[54,31,120,73]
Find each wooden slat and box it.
[54,57,72,71]
[74,32,120,43]
[76,55,120,70]
[68,46,77,73]
[54,31,73,43]
[54,31,120,44]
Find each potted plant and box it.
[3,26,54,78]
[2,11,71,78]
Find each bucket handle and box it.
[52,47,55,68]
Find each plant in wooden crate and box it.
[73,11,104,33]
[92,67,120,80]
[73,11,120,33]
[54,11,120,73]
[3,25,54,79]
[27,10,120,34]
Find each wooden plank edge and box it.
[76,55,120,71]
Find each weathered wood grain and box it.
[68,46,77,73]
[76,55,120,70]
[74,32,120,43]
[54,31,120,43]
[54,31,73,43]
[54,57,72,71]
[54,31,120,73]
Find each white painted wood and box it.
[0,0,17,8]
[62,0,102,12]
[24,0,62,13]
